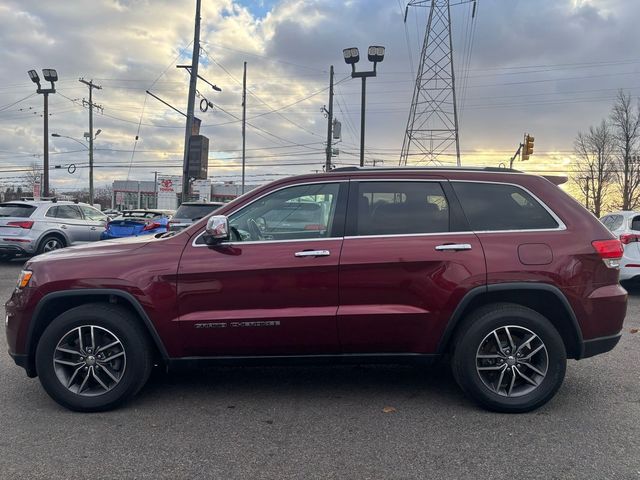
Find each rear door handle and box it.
[435,243,472,251]
[90,227,97,230]
[294,250,331,257]
[60,225,67,230]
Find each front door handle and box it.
[294,250,331,257]
[435,243,472,251]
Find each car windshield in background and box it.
[174,204,220,221]
[120,211,163,219]
[0,204,37,218]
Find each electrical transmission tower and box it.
[400,0,476,166]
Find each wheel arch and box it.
[438,283,584,359]
[26,289,169,376]
[37,230,69,249]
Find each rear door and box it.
[45,205,88,244]
[337,179,486,354]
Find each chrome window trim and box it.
[191,180,346,248]
[451,179,567,232]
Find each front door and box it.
[337,180,486,354]
[176,181,347,357]
[78,205,108,241]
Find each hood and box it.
[28,234,154,264]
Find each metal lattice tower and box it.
[400,0,461,166]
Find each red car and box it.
[5,167,627,412]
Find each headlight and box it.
[17,270,33,289]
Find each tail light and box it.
[7,221,34,229]
[620,233,640,244]
[143,221,162,231]
[592,239,624,268]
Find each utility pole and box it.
[79,78,102,205]
[325,65,334,172]
[182,0,202,202]
[241,61,247,194]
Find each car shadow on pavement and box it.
[136,362,468,408]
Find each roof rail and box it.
[329,166,522,173]
[20,196,58,202]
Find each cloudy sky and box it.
[0,0,638,192]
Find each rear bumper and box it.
[580,333,622,359]
[0,243,32,256]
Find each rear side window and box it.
[631,216,640,231]
[355,181,449,236]
[45,205,83,220]
[601,215,623,231]
[0,203,36,218]
[452,182,559,231]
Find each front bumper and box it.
[580,333,622,359]
[9,352,36,377]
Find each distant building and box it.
[111,179,261,210]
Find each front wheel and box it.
[35,304,152,412]
[451,303,566,413]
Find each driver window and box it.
[229,183,340,242]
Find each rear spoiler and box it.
[543,175,568,186]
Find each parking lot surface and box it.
[1,259,639,479]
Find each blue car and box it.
[101,209,173,240]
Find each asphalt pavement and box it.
[1,259,639,480]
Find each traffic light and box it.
[522,134,534,161]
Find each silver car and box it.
[0,200,107,259]
[167,201,224,232]
[600,210,640,282]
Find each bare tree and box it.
[21,161,42,195]
[610,90,640,210]
[573,120,616,217]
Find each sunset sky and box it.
[0,0,637,192]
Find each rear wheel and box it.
[35,304,152,412]
[37,235,66,255]
[451,303,566,413]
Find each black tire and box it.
[451,303,566,413]
[37,234,66,255]
[35,303,152,412]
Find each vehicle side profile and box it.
[0,199,107,260]
[5,167,627,412]
[600,210,640,283]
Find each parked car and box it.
[0,199,107,260]
[5,167,626,413]
[600,210,640,283]
[101,209,173,240]
[167,201,224,232]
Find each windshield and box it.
[174,204,221,221]
[0,203,36,218]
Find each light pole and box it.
[343,46,385,167]
[28,68,58,196]
[52,131,101,203]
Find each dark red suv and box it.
[5,167,627,412]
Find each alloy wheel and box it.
[52,325,127,396]
[43,238,63,252]
[475,325,548,397]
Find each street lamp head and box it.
[95,129,102,138]
[28,69,40,84]
[51,133,61,137]
[367,46,385,63]
[42,69,58,83]
[343,47,360,65]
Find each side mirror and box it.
[203,215,230,245]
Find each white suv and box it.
[600,210,640,282]
[0,200,107,260]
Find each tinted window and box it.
[46,205,83,220]
[0,203,36,218]
[80,205,106,221]
[452,182,559,231]
[229,183,340,242]
[355,182,449,236]
[174,204,221,221]
[631,216,640,231]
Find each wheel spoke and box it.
[505,327,516,351]
[56,346,82,356]
[516,333,537,354]
[514,366,538,386]
[522,344,544,360]
[519,361,545,376]
[477,354,502,360]
[96,363,118,383]
[54,358,84,367]
[99,351,125,363]
[477,364,505,371]
[90,326,96,351]
[92,368,109,391]
[77,327,84,353]
[507,368,517,396]
[495,365,507,393]
[96,340,120,354]
[67,365,84,388]
[78,368,91,393]
[493,331,506,355]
